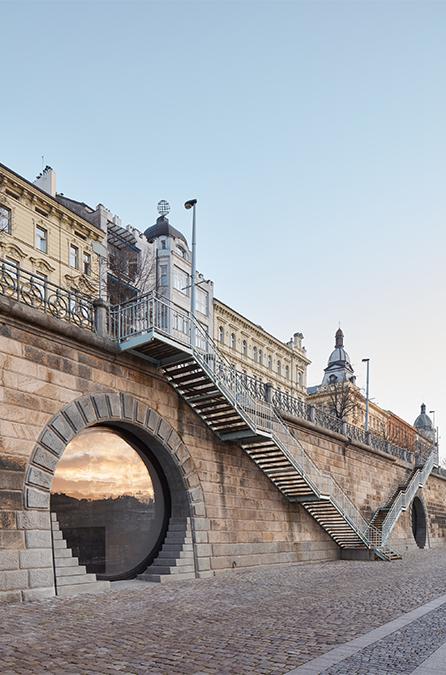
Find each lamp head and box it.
[184,199,197,210]
[362,358,370,363]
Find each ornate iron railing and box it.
[0,260,94,329]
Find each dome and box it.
[328,347,351,365]
[144,216,188,245]
[414,403,433,431]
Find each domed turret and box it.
[144,215,188,245]
[414,404,435,441]
[321,327,356,386]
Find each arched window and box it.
[258,349,263,365]
[231,333,236,350]
[253,346,258,363]
[218,326,225,344]
[277,360,281,377]
[268,355,272,370]
[242,339,248,357]
[285,365,289,380]
[176,245,187,258]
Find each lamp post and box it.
[362,358,370,433]
[184,199,197,347]
[430,410,439,457]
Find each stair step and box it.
[55,556,80,567]
[53,548,74,559]
[52,530,63,540]
[152,557,194,567]
[57,581,110,597]
[150,564,195,575]
[56,565,87,577]
[160,547,193,558]
[139,572,196,583]
[57,573,98,586]
[53,539,68,549]
[164,535,193,544]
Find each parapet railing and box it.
[381,447,436,545]
[0,260,94,330]
[110,294,383,550]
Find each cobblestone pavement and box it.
[2,550,446,674]
[325,603,446,674]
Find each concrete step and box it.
[56,565,87,577]
[139,572,195,584]
[168,523,192,533]
[149,565,195,575]
[53,539,68,549]
[52,530,63,540]
[56,580,110,597]
[57,573,98,586]
[55,556,80,567]
[163,534,193,544]
[53,548,74,559]
[162,543,193,553]
[152,557,194,567]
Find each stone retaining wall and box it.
[0,297,445,602]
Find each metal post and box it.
[362,358,370,433]
[184,199,198,349]
[191,203,196,348]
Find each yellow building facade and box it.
[0,163,103,297]
[213,298,310,398]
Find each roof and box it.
[0,162,102,232]
[144,216,187,245]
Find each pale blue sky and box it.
[1,0,445,442]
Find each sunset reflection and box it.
[52,428,154,502]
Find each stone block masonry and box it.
[1,295,446,602]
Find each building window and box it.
[160,239,167,250]
[70,244,79,269]
[176,245,186,258]
[268,355,272,370]
[253,346,258,363]
[83,252,91,276]
[35,225,48,253]
[197,287,208,315]
[173,266,189,295]
[159,264,168,287]
[285,365,289,380]
[242,339,248,357]
[277,360,281,377]
[258,349,263,365]
[0,206,11,233]
[231,333,236,350]
[218,326,225,344]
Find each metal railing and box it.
[380,447,436,545]
[110,295,382,549]
[0,260,94,329]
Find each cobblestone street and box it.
[2,550,446,674]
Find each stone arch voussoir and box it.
[24,392,206,524]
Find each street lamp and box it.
[362,358,370,433]
[184,199,197,346]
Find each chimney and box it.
[293,332,303,350]
[33,166,57,197]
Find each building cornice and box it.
[214,297,311,365]
[0,163,103,238]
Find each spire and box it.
[335,327,344,348]
[421,403,426,414]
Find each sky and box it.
[52,429,154,500]
[1,0,444,445]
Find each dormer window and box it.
[176,245,187,259]
[160,239,167,250]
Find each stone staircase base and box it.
[51,513,110,597]
[138,517,196,583]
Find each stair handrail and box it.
[111,295,384,548]
[190,315,382,548]
[380,447,436,545]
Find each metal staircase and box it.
[371,449,436,556]
[110,295,435,562]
